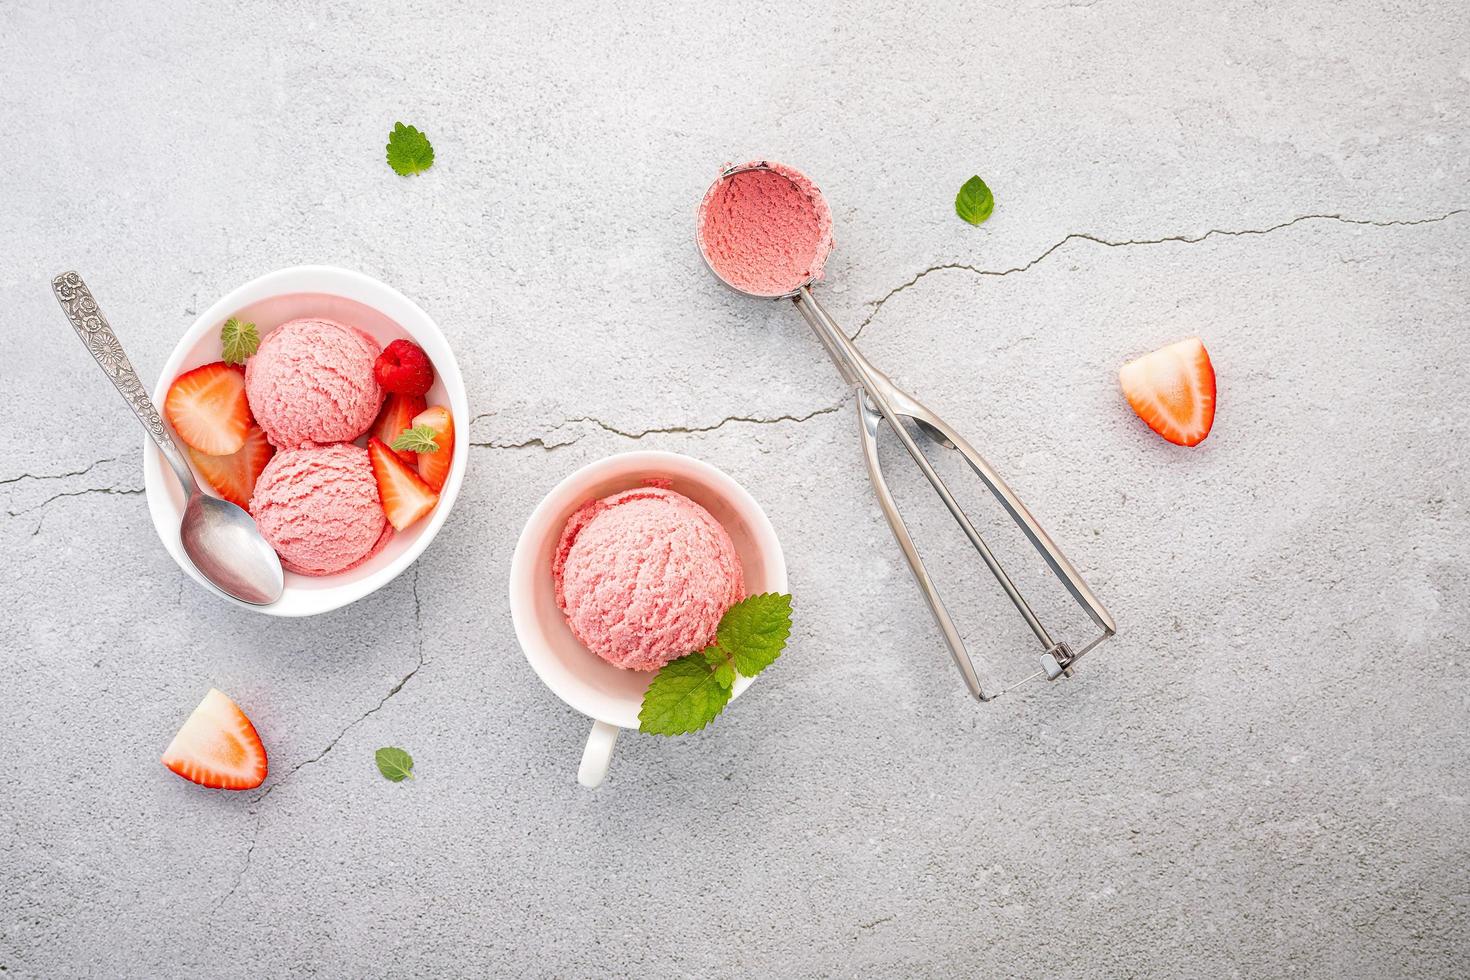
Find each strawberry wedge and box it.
[1119,337,1217,446]
[188,425,274,509]
[371,393,428,466]
[164,362,251,456]
[411,406,454,492]
[368,437,439,531]
[161,689,268,790]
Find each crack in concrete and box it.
[214,566,426,913]
[569,403,845,440]
[470,403,847,452]
[849,208,1466,341]
[8,485,144,519]
[250,566,426,807]
[211,817,259,914]
[463,207,1464,450]
[0,455,122,487]
[469,434,578,451]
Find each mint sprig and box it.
[386,122,434,176]
[220,317,259,364]
[955,175,995,226]
[374,746,415,781]
[391,424,440,454]
[639,593,793,736]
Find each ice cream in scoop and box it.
[696,161,834,297]
[245,318,383,449]
[553,485,745,671]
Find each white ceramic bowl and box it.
[143,266,469,616]
[509,450,787,786]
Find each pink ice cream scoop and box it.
[245,318,383,449]
[552,485,745,671]
[696,161,834,297]
[249,443,391,576]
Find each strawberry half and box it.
[411,406,454,492]
[161,689,268,791]
[1119,337,1217,446]
[164,362,251,456]
[370,393,428,466]
[188,425,274,509]
[368,437,439,530]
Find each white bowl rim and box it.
[508,449,788,729]
[142,264,469,617]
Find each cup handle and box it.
[578,721,620,788]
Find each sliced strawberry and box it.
[368,437,439,530]
[164,362,251,456]
[1119,337,1217,446]
[188,425,274,509]
[160,689,268,791]
[370,393,428,465]
[411,405,455,492]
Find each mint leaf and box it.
[638,593,794,736]
[718,593,793,676]
[391,424,440,454]
[386,122,434,176]
[220,317,259,364]
[954,175,994,226]
[374,746,415,781]
[638,654,732,735]
[713,658,736,690]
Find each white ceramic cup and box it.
[508,451,787,787]
[142,265,470,616]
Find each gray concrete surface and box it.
[3,0,1468,976]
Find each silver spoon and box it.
[51,272,284,605]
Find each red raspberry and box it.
[374,340,434,396]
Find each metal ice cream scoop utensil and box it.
[698,163,1115,700]
[51,272,284,605]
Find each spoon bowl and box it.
[180,495,285,605]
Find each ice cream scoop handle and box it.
[51,272,199,495]
[577,721,619,788]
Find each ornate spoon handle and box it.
[51,271,198,493]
